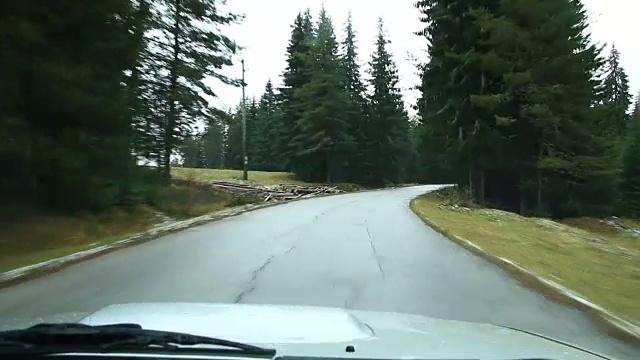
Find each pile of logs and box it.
[209,181,343,202]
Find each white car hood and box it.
[80,302,610,360]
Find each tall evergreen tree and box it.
[290,7,353,182]
[365,18,411,184]
[415,0,618,216]
[634,92,640,118]
[415,0,499,195]
[0,0,139,210]
[601,45,632,139]
[246,97,260,168]
[201,117,226,168]
[225,105,244,170]
[255,80,282,170]
[151,0,240,180]
[621,109,640,216]
[278,10,315,169]
[340,12,369,182]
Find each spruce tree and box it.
[365,19,411,185]
[278,10,315,169]
[0,0,139,210]
[151,0,240,180]
[202,118,226,168]
[415,0,500,195]
[225,105,244,170]
[255,80,282,169]
[246,97,260,168]
[415,0,617,216]
[290,7,352,182]
[340,12,369,181]
[601,45,632,139]
[621,109,640,216]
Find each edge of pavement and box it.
[0,201,279,289]
[0,184,421,289]
[408,197,640,344]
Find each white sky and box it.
[206,0,639,112]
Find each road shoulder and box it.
[410,191,640,343]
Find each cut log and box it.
[208,180,343,202]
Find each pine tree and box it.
[621,111,640,216]
[225,105,244,170]
[601,45,632,139]
[246,97,260,168]
[290,7,353,182]
[151,0,240,180]
[0,0,140,211]
[278,10,315,169]
[254,80,282,170]
[180,135,204,168]
[365,19,411,185]
[415,0,617,216]
[634,92,640,118]
[415,0,499,195]
[127,0,159,166]
[340,12,369,182]
[202,117,226,168]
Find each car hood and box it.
[79,302,610,360]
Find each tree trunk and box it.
[468,160,474,199]
[536,144,543,210]
[478,168,485,205]
[164,0,181,181]
[325,151,332,183]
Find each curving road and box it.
[0,186,637,359]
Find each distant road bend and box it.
[0,185,637,359]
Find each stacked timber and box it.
[209,181,343,202]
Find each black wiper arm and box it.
[0,323,276,356]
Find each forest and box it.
[1,0,639,219]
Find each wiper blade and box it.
[0,323,276,355]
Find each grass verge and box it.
[0,184,243,274]
[410,188,640,341]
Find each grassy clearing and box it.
[0,184,240,273]
[411,189,640,325]
[172,167,308,185]
[172,167,362,191]
[150,184,236,219]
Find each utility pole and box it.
[241,59,248,180]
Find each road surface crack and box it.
[234,245,296,303]
[364,221,385,279]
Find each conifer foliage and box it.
[414,0,634,217]
[0,0,241,211]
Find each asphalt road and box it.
[0,185,637,359]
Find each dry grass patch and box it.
[411,192,640,326]
[0,206,159,273]
[172,167,361,191]
[172,167,308,185]
[0,184,238,273]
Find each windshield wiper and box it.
[0,323,276,356]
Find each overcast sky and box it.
[206,0,639,112]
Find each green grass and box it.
[411,191,640,325]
